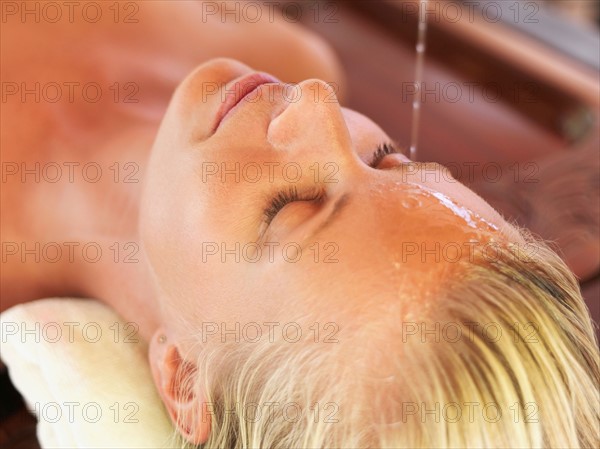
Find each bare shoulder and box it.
[2,1,345,98]
[137,1,346,96]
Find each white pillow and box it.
[0,298,178,448]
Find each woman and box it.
[2,2,598,447]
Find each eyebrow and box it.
[303,193,351,244]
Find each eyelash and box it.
[369,142,401,168]
[263,185,326,225]
[262,142,400,224]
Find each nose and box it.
[267,79,354,166]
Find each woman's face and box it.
[141,58,519,348]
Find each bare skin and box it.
[3,3,597,444]
[2,1,597,344]
[1,1,345,339]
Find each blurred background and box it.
[1,1,598,447]
[541,0,599,24]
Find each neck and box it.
[78,241,162,343]
[68,121,162,342]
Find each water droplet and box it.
[430,191,479,228]
[464,232,481,244]
[400,195,423,209]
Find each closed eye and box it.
[369,142,404,168]
[261,141,403,228]
[263,185,326,226]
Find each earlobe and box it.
[148,328,211,444]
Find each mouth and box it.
[213,72,281,132]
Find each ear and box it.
[148,327,211,444]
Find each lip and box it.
[213,72,281,132]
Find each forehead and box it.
[264,181,503,311]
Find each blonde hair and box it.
[175,233,599,448]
